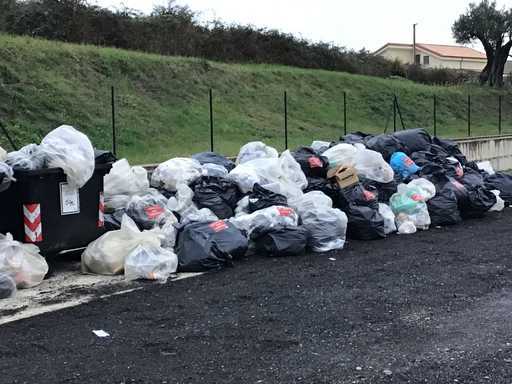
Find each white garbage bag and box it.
[397,218,417,235]
[322,143,357,169]
[229,158,282,194]
[0,162,14,193]
[104,159,149,197]
[236,141,278,164]
[378,203,397,234]
[0,146,6,162]
[124,244,178,282]
[390,178,435,231]
[180,206,219,225]
[353,146,394,183]
[81,215,161,275]
[407,178,436,200]
[234,195,250,216]
[278,150,308,196]
[289,191,332,213]
[40,125,95,188]
[477,161,495,176]
[229,206,298,236]
[167,184,195,213]
[490,190,505,212]
[159,220,178,249]
[0,233,48,288]
[5,144,46,170]
[151,158,202,191]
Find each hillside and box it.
[1,34,511,164]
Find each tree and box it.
[453,0,512,87]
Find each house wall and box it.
[376,46,486,72]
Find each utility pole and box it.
[413,23,417,64]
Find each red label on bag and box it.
[456,165,464,178]
[144,205,165,219]
[363,190,376,201]
[277,207,294,217]
[308,156,323,168]
[411,193,423,202]
[404,157,414,167]
[209,220,228,232]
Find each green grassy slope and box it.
[1,34,512,164]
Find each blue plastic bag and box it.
[390,152,420,178]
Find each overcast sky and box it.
[95,0,512,52]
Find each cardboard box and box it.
[327,165,359,188]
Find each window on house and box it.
[415,54,421,65]
[423,55,430,65]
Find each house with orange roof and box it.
[374,43,487,71]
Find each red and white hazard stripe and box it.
[97,192,105,228]
[23,203,43,243]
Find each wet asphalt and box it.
[2,210,512,383]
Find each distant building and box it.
[374,42,487,71]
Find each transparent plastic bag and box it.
[0,233,48,288]
[407,178,436,200]
[236,141,278,164]
[378,203,396,234]
[490,190,505,212]
[0,162,14,193]
[289,191,332,215]
[124,244,178,282]
[279,150,308,196]
[0,273,16,299]
[125,190,175,230]
[0,146,6,162]
[167,184,195,213]
[353,146,394,183]
[151,158,202,191]
[104,159,149,197]
[477,161,495,176]
[397,218,417,235]
[40,125,95,188]
[229,205,298,235]
[322,143,357,169]
[81,215,161,275]
[180,206,219,225]
[5,144,46,170]
[201,163,229,178]
[301,208,348,252]
[391,178,434,230]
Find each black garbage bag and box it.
[427,184,462,226]
[432,137,468,165]
[251,226,308,257]
[192,176,241,219]
[359,177,398,203]
[365,134,408,161]
[0,273,16,299]
[0,162,13,193]
[291,147,329,178]
[125,190,172,230]
[462,167,485,188]
[485,172,512,205]
[94,149,117,164]
[460,185,497,219]
[342,131,373,144]
[176,220,248,272]
[335,183,385,240]
[248,183,287,213]
[191,152,235,171]
[304,177,339,202]
[393,128,432,154]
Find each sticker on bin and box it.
[98,192,105,228]
[209,220,228,232]
[60,182,80,215]
[23,203,43,243]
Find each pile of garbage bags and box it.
[83,129,512,280]
[3,125,512,297]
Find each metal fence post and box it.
[0,120,17,151]
[467,94,471,137]
[393,96,397,133]
[111,85,117,157]
[433,94,437,137]
[343,91,347,136]
[284,90,288,150]
[209,88,214,152]
[499,95,502,135]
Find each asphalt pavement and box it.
[2,210,512,383]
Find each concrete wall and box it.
[455,135,512,171]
